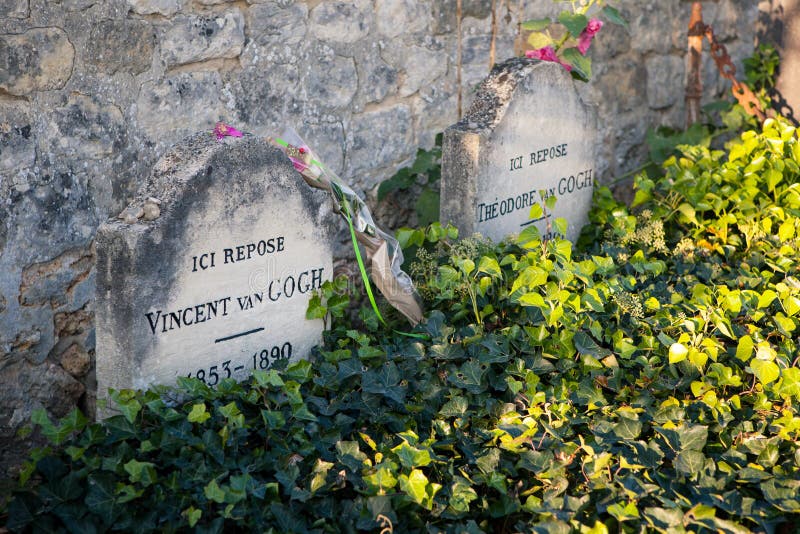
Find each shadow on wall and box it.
[758,0,799,123]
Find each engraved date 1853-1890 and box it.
[186,342,293,385]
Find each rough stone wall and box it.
[0,0,758,477]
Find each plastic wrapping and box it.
[268,128,424,325]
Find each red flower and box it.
[577,18,604,55]
[526,46,573,72]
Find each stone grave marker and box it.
[441,58,597,243]
[95,133,334,411]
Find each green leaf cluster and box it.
[521,2,626,82]
[4,118,800,532]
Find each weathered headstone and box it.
[440,58,596,243]
[95,133,334,410]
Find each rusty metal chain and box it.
[690,20,766,121]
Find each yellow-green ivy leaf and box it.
[736,335,754,362]
[751,359,780,385]
[669,343,689,364]
[188,403,210,424]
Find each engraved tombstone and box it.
[441,58,596,243]
[95,133,334,411]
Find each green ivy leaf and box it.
[602,5,629,28]
[558,12,588,37]
[398,469,429,506]
[393,442,432,469]
[675,450,706,475]
[204,479,226,504]
[439,396,468,417]
[124,459,157,487]
[561,47,592,82]
[183,506,202,527]
[477,256,501,278]
[449,477,478,513]
[306,293,327,320]
[521,18,551,31]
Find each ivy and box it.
[3,118,800,532]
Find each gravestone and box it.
[440,58,596,243]
[95,133,334,411]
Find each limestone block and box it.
[0,0,29,18]
[0,103,35,174]
[401,45,448,97]
[86,19,155,75]
[626,0,681,53]
[306,55,357,109]
[0,28,74,96]
[161,11,245,67]
[355,46,398,105]
[309,1,372,44]
[60,343,91,378]
[375,0,429,38]
[128,0,182,16]
[43,94,126,159]
[228,64,300,127]
[347,104,413,181]
[432,0,492,34]
[136,72,226,139]
[646,55,685,110]
[247,2,308,47]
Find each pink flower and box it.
[525,46,573,72]
[213,122,243,140]
[577,18,603,55]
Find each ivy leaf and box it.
[477,256,501,278]
[439,396,468,417]
[561,47,592,82]
[521,18,551,31]
[527,32,554,50]
[182,506,202,527]
[607,501,640,520]
[644,507,683,529]
[362,362,406,404]
[669,343,689,364]
[85,474,123,525]
[124,459,157,487]
[675,450,706,475]
[393,442,432,469]
[398,469,429,506]
[187,403,210,424]
[557,12,588,36]
[306,294,327,320]
[574,331,610,358]
[448,359,488,394]
[364,467,397,493]
[678,425,708,451]
[735,335,754,362]
[751,359,780,385]
[415,188,440,226]
[602,5,629,28]
[204,479,226,504]
[449,477,478,513]
[778,367,800,399]
[614,415,642,440]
